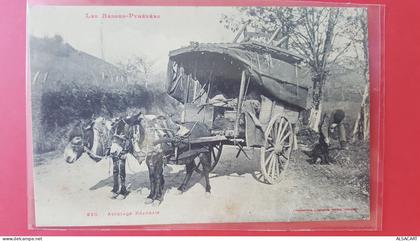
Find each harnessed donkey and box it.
[128,114,214,205]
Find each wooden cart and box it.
[166,41,309,184]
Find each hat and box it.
[332,109,345,124]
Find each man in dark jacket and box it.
[321,109,348,150]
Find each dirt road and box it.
[33,145,369,227]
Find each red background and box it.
[0,0,418,236]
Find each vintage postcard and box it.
[28,5,371,227]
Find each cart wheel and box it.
[260,115,293,184]
[195,142,223,174]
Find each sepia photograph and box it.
[28,6,371,227]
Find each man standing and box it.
[109,134,131,199]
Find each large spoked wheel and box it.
[195,142,223,174]
[260,115,293,184]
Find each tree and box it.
[351,9,370,141]
[221,7,357,130]
[117,56,153,88]
[220,7,297,48]
[292,8,343,129]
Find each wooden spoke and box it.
[270,155,277,178]
[279,152,288,160]
[260,115,293,184]
[277,121,288,145]
[252,171,268,184]
[266,147,275,152]
[266,152,274,172]
[278,131,292,146]
[268,155,274,177]
[275,118,284,144]
[265,151,275,166]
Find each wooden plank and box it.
[188,135,228,144]
[272,104,285,117]
[244,112,264,147]
[234,71,247,137]
[192,80,198,101]
[259,95,274,125]
[271,102,299,124]
[284,107,299,123]
[184,74,191,103]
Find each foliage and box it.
[116,56,154,88]
[221,7,368,109]
[30,36,180,154]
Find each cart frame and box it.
[167,41,309,184]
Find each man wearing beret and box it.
[321,109,348,150]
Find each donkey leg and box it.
[153,157,165,202]
[145,158,156,202]
[111,157,120,197]
[118,158,129,197]
[177,160,195,193]
[200,152,212,194]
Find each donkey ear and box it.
[135,111,142,118]
[83,121,94,130]
[111,117,120,125]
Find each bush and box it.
[32,82,180,154]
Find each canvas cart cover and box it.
[167,41,309,109]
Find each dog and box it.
[309,131,331,164]
[303,114,332,165]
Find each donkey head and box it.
[108,112,146,159]
[64,116,111,164]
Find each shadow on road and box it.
[89,146,268,194]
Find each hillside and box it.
[30,35,125,89]
[29,35,180,154]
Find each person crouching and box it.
[321,109,348,150]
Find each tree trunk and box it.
[352,11,369,142]
[308,103,322,131]
[308,73,325,131]
[307,9,338,131]
[352,83,369,141]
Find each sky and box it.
[28,6,367,74]
[28,6,239,72]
